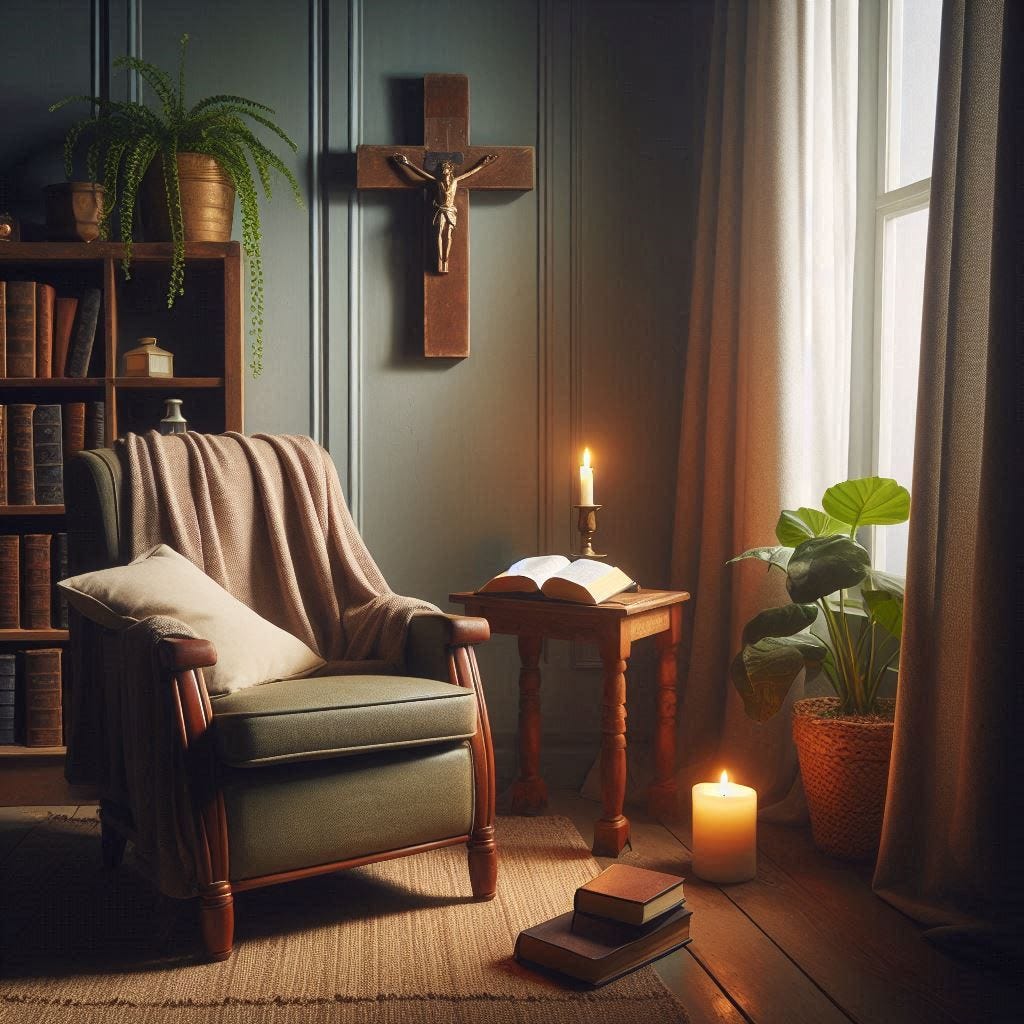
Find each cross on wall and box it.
[356,74,535,358]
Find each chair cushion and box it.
[57,543,325,695]
[212,674,477,766]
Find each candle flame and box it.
[582,448,591,469]
[720,770,729,796]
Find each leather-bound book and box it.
[0,653,15,745]
[0,535,19,628]
[85,401,105,449]
[5,281,36,377]
[515,905,692,988]
[63,402,86,459]
[52,296,79,378]
[21,533,52,629]
[7,403,36,505]
[0,281,6,375]
[0,405,7,505]
[32,405,63,505]
[35,283,55,378]
[22,648,62,747]
[65,287,101,377]
[53,532,69,629]
[573,864,686,926]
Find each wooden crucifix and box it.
[356,74,535,358]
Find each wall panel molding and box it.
[537,0,556,558]
[309,0,327,444]
[346,0,363,528]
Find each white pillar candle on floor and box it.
[579,448,595,505]
[691,771,757,883]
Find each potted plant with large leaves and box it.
[50,34,303,376]
[729,476,910,860]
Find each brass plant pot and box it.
[44,182,105,242]
[792,696,896,862]
[140,152,235,242]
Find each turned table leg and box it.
[509,634,548,814]
[648,605,682,819]
[593,634,631,856]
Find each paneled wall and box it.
[1,0,711,789]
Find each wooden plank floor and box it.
[2,797,1018,1023]
[547,790,1021,1024]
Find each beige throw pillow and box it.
[58,544,325,695]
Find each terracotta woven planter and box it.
[140,152,234,242]
[792,696,895,862]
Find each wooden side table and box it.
[449,589,690,856]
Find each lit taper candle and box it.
[579,448,595,505]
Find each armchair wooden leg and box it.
[468,825,497,901]
[199,881,234,961]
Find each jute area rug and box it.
[1,814,689,1024]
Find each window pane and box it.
[877,205,928,574]
[888,0,942,189]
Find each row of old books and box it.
[0,649,62,746]
[0,532,69,630]
[0,402,105,505]
[0,281,102,378]
[515,863,692,987]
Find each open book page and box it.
[478,554,572,593]
[541,559,636,605]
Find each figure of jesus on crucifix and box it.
[391,153,498,273]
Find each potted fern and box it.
[50,34,303,376]
[729,476,910,860]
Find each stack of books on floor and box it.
[515,863,691,987]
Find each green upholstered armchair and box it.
[63,447,496,961]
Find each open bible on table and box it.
[476,555,637,606]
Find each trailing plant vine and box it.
[51,34,303,376]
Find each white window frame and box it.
[850,0,934,572]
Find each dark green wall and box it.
[1,0,711,788]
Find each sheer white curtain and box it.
[669,0,857,806]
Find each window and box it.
[852,0,942,574]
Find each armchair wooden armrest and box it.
[404,610,496,901]
[405,612,490,683]
[158,635,233,961]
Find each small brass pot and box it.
[140,152,235,242]
[44,182,105,242]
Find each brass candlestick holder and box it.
[573,504,607,559]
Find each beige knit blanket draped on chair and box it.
[91,432,438,897]
[121,431,437,666]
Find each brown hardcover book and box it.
[5,281,36,377]
[0,535,18,628]
[63,402,86,459]
[7,403,36,505]
[85,401,105,449]
[21,533,52,629]
[52,296,78,378]
[0,405,7,505]
[573,864,686,926]
[35,283,55,378]
[0,280,6,376]
[514,905,692,988]
[22,648,62,747]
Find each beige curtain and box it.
[670,0,857,805]
[873,0,1022,964]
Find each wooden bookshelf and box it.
[1,241,242,774]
